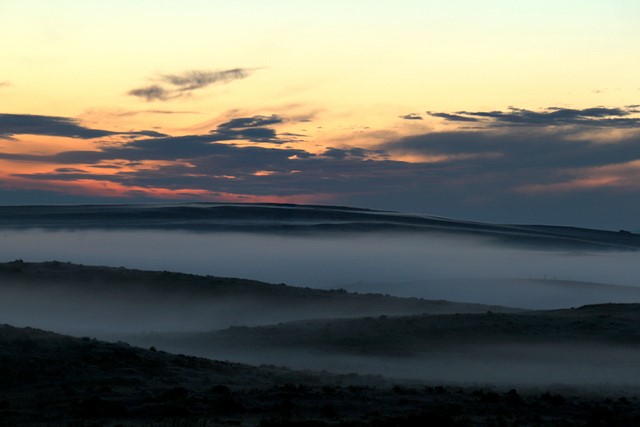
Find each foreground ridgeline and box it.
[1,324,640,426]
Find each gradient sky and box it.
[1,1,639,228]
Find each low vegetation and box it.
[2,324,640,426]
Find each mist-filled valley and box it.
[2,204,640,425]
[3,260,640,392]
[3,227,640,309]
[121,303,640,388]
[0,260,517,335]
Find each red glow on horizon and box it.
[1,174,335,205]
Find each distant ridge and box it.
[0,260,518,334]
[0,260,515,314]
[0,202,638,250]
[198,302,640,356]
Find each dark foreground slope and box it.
[0,202,638,250]
[2,324,640,427]
[0,261,518,335]
[132,304,640,387]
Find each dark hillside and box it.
[2,324,640,426]
[0,261,519,335]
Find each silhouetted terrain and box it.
[0,260,518,335]
[2,200,640,426]
[3,260,640,388]
[0,203,638,250]
[158,303,640,354]
[129,304,640,387]
[2,324,640,426]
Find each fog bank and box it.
[2,229,640,309]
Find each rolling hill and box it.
[0,202,638,250]
[0,260,518,335]
[128,303,640,387]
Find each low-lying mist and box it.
[3,227,640,390]
[122,341,640,388]
[2,229,640,309]
[0,283,243,334]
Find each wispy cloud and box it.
[211,115,287,144]
[127,85,173,102]
[161,69,250,91]
[217,114,283,129]
[427,112,479,122]
[0,113,166,139]
[381,127,640,172]
[128,68,254,102]
[429,106,640,128]
[399,113,423,120]
[0,81,12,88]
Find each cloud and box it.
[2,113,432,199]
[127,85,173,102]
[10,147,434,201]
[0,114,297,166]
[368,125,640,225]
[161,69,250,91]
[211,115,287,144]
[128,68,253,102]
[54,167,87,173]
[427,112,480,122]
[429,106,640,127]
[0,113,166,139]
[5,106,640,229]
[217,115,283,129]
[0,81,11,88]
[322,147,385,160]
[399,114,423,120]
[381,127,640,171]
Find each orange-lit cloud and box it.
[517,160,640,194]
[4,107,640,217]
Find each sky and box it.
[1,1,639,229]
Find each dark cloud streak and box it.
[429,106,640,128]
[128,68,254,102]
[427,112,479,122]
[399,114,423,120]
[127,85,173,102]
[217,115,283,129]
[161,69,250,91]
[382,129,640,171]
[0,113,166,140]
